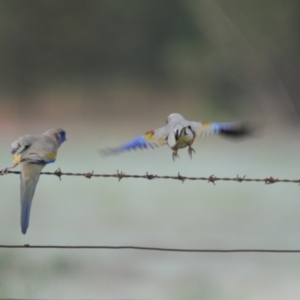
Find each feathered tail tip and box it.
[21,203,31,234]
[219,122,254,138]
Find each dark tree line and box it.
[0,0,299,116]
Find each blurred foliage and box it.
[0,0,299,116]
[0,0,202,95]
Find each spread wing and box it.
[100,126,169,155]
[189,121,251,138]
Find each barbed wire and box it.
[1,169,300,185]
[1,170,299,254]
[0,244,300,253]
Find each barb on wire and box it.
[1,169,300,185]
[0,244,300,253]
[54,168,62,181]
[177,172,185,183]
[208,174,216,185]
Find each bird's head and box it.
[166,113,185,125]
[43,128,67,145]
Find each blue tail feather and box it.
[21,202,32,234]
[20,164,42,234]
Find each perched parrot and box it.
[101,113,251,160]
[0,128,66,234]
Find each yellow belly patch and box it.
[175,135,193,149]
[44,151,57,161]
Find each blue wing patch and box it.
[101,135,158,155]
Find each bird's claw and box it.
[0,164,17,175]
[0,167,9,175]
[188,146,196,159]
[172,152,179,161]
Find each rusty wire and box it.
[1,169,299,185]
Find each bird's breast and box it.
[173,135,194,149]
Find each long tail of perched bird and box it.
[20,163,45,234]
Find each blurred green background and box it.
[0,0,300,299]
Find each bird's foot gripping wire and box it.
[188,146,196,159]
[0,164,17,175]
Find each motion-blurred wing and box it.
[189,121,251,138]
[101,126,169,155]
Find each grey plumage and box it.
[0,128,66,234]
[101,113,251,160]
